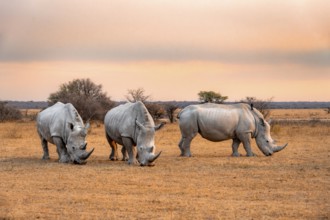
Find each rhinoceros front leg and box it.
[121,146,128,161]
[41,138,50,160]
[237,133,255,157]
[122,137,137,165]
[231,138,241,157]
[53,137,70,163]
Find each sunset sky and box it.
[0,0,329,102]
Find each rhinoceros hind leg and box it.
[178,138,184,156]
[106,133,119,161]
[231,138,241,157]
[41,139,50,160]
[179,136,194,157]
[53,137,70,163]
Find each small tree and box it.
[163,102,179,123]
[125,88,150,103]
[48,78,115,121]
[198,91,228,103]
[241,96,273,119]
[125,88,163,120]
[0,101,22,122]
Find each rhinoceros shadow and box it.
[0,157,59,169]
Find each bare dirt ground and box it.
[0,109,329,219]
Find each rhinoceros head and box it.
[255,119,287,156]
[66,122,94,164]
[135,120,164,166]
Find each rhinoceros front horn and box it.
[148,151,162,163]
[272,143,288,153]
[80,148,94,160]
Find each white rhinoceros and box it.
[104,101,164,166]
[37,102,94,164]
[178,103,287,157]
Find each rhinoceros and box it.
[178,103,287,157]
[104,101,164,166]
[37,102,94,164]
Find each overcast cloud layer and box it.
[0,0,329,66]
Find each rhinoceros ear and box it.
[81,122,90,136]
[259,118,265,127]
[154,122,165,131]
[267,119,272,126]
[85,121,90,130]
[136,120,146,131]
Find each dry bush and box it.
[0,102,22,122]
[163,102,179,123]
[241,97,273,119]
[21,109,39,121]
[145,102,165,120]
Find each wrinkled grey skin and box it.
[104,101,164,166]
[37,102,94,164]
[178,103,287,157]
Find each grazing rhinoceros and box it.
[37,102,94,164]
[104,101,164,166]
[178,103,287,157]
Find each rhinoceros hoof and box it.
[231,152,241,157]
[246,152,256,157]
[180,153,191,157]
[127,159,138,165]
[42,155,50,160]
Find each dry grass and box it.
[271,109,330,120]
[0,109,329,219]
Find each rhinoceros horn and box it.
[272,143,288,153]
[148,151,162,163]
[80,148,94,160]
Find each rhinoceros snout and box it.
[265,152,273,156]
[73,160,87,165]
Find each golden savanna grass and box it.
[0,109,329,219]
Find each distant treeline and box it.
[6,100,330,110]
[153,101,330,109]
[6,101,49,109]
